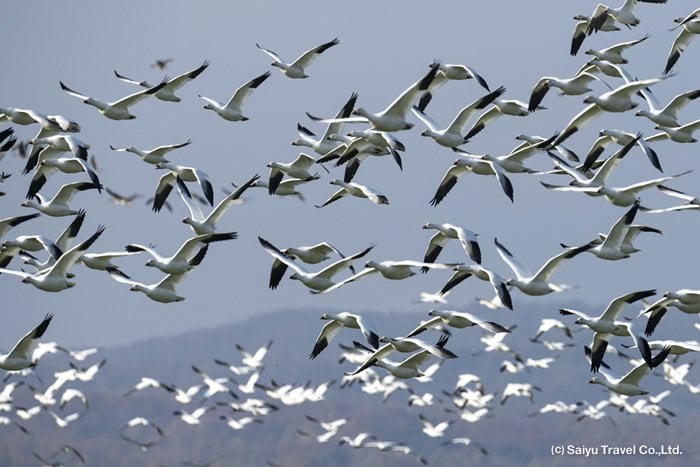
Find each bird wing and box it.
[112,80,167,109]
[398,350,432,371]
[554,103,602,145]
[52,181,99,205]
[665,28,695,74]
[531,244,590,283]
[290,38,339,69]
[600,202,638,248]
[618,361,652,387]
[449,86,508,134]
[464,106,501,140]
[315,267,377,294]
[599,289,657,322]
[7,314,53,360]
[258,237,310,277]
[411,106,441,132]
[225,71,271,109]
[309,320,342,359]
[164,60,209,90]
[404,317,444,338]
[494,238,530,280]
[206,174,259,223]
[256,43,284,63]
[381,63,439,118]
[50,226,105,277]
[152,172,176,212]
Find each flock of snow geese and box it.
[3,1,700,464]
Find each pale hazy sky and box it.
[2,1,699,348]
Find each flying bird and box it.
[256,38,339,79]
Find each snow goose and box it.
[23,134,90,175]
[528,72,607,112]
[256,38,339,79]
[173,406,216,425]
[309,312,380,359]
[307,62,440,132]
[0,213,41,242]
[543,135,637,192]
[107,268,191,303]
[438,264,512,310]
[412,87,506,147]
[560,290,656,371]
[585,129,661,172]
[0,107,79,132]
[314,259,458,294]
[191,365,237,400]
[305,415,349,434]
[345,334,457,376]
[1,231,61,269]
[584,35,649,63]
[199,71,271,121]
[18,217,140,278]
[258,236,374,291]
[59,79,166,120]
[0,225,104,292]
[646,118,700,143]
[588,346,672,396]
[316,179,389,208]
[405,309,510,338]
[322,137,402,184]
[421,222,481,267]
[561,201,644,260]
[418,413,453,438]
[179,174,258,235]
[586,0,668,34]
[429,154,514,205]
[267,153,318,194]
[664,11,700,74]
[109,139,191,165]
[26,157,101,200]
[125,232,237,274]
[549,169,691,207]
[152,163,213,211]
[551,77,667,145]
[123,377,171,398]
[463,98,532,141]
[114,60,209,102]
[235,340,273,371]
[6,210,84,271]
[637,290,700,336]
[221,415,263,431]
[435,135,554,203]
[634,86,700,127]
[267,241,351,290]
[441,437,488,455]
[292,93,358,155]
[426,62,490,94]
[571,15,620,55]
[495,237,591,296]
[21,181,101,217]
[530,319,573,342]
[373,348,440,380]
[500,382,541,405]
[0,314,53,371]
